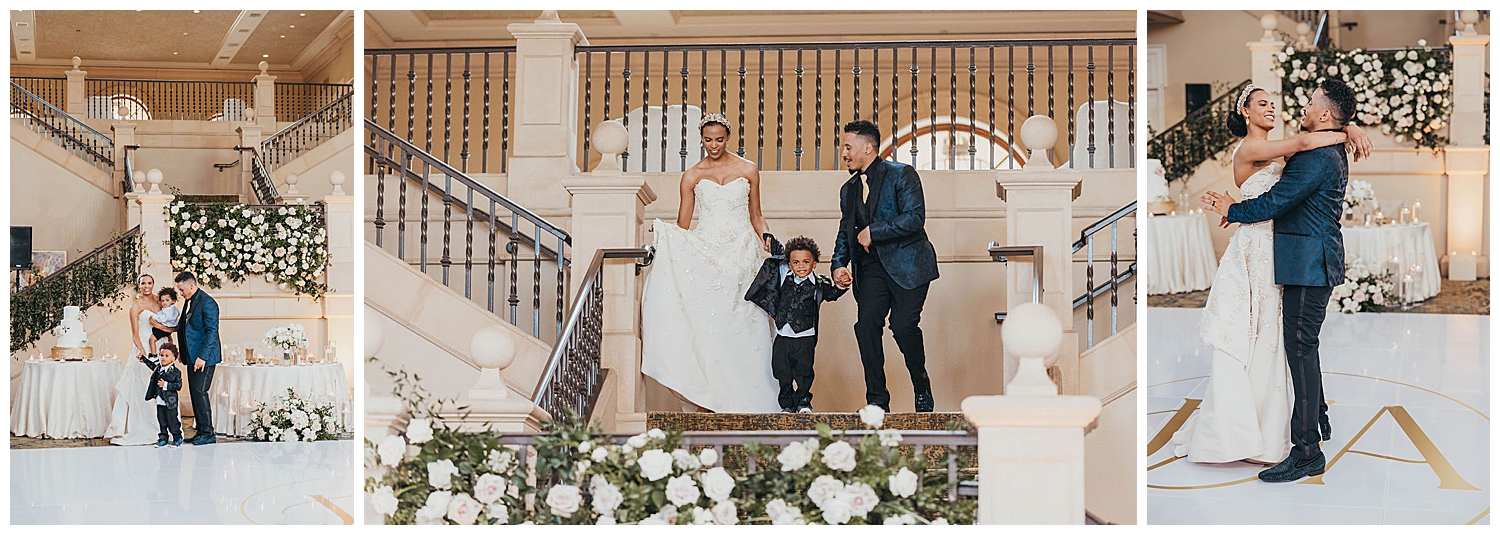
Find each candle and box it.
[1412,199,1421,223]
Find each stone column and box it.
[1247,15,1287,141]
[64,56,86,116]
[1448,12,1488,146]
[110,122,135,196]
[995,116,1082,395]
[322,173,355,297]
[136,170,176,292]
[441,326,548,433]
[236,125,263,203]
[1447,12,1490,263]
[253,61,277,131]
[506,11,588,211]
[561,121,656,433]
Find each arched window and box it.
[104,95,151,120]
[881,119,1021,170]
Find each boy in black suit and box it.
[142,343,184,447]
[745,236,849,413]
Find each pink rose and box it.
[445,493,481,525]
[666,474,701,507]
[473,473,507,504]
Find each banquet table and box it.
[209,362,349,436]
[1341,222,1441,302]
[10,359,122,438]
[1147,213,1219,295]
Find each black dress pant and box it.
[1283,285,1332,460]
[772,334,818,410]
[157,402,183,442]
[187,365,216,437]
[852,259,931,409]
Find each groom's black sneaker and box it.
[1258,453,1326,482]
[914,390,934,413]
[193,434,217,445]
[1320,419,1332,441]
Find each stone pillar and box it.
[64,56,86,116]
[995,116,1082,395]
[236,125,263,203]
[253,61,277,131]
[110,122,136,196]
[1448,13,1488,146]
[322,174,355,297]
[1448,13,1490,263]
[441,326,548,433]
[561,121,655,433]
[506,11,588,211]
[136,170,175,292]
[1247,15,1287,141]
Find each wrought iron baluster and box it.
[757,50,765,166]
[623,51,632,171]
[815,50,822,170]
[643,51,651,173]
[950,47,957,170]
[604,52,612,164]
[1069,46,1076,169]
[1088,45,1096,169]
[441,173,453,286]
[425,54,435,153]
[890,47,898,166]
[1026,45,1035,119]
[1008,46,1015,169]
[969,47,977,170]
[776,49,784,171]
[462,53,472,173]
[794,50,804,170]
[508,213,520,325]
[929,47,936,170]
[738,50,746,158]
[1087,236,1095,347]
[557,235,566,339]
[398,151,409,259]
[871,48,879,134]
[910,47,919,164]
[533,226,542,339]
[1108,45,1116,169]
[1129,44,1136,168]
[1111,222,1119,335]
[502,52,511,174]
[489,200,497,312]
[465,189,474,298]
[584,51,592,171]
[483,53,491,173]
[852,48,861,121]
[419,164,430,273]
[681,50,689,171]
[661,51,669,172]
[374,156,386,247]
[833,49,840,150]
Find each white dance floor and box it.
[11,440,354,524]
[1147,308,1489,524]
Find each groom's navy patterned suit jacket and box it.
[1226,143,1348,288]
[179,290,223,367]
[831,158,940,290]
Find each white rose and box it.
[666,474,702,507]
[712,500,738,525]
[807,475,845,508]
[648,428,667,440]
[545,484,582,517]
[377,434,406,467]
[878,429,903,448]
[889,466,920,497]
[427,459,458,489]
[416,491,452,525]
[839,482,880,517]
[857,404,885,428]
[637,449,674,481]
[626,434,648,448]
[820,494,854,525]
[406,418,433,443]
[766,498,805,525]
[672,449,701,471]
[691,506,715,525]
[370,486,398,516]
[698,448,719,467]
[473,473,508,504]
[446,493,481,525]
[577,441,592,454]
[700,466,736,502]
[821,441,858,472]
[885,514,919,525]
[592,446,609,462]
[486,502,509,524]
[778,441,812,471]
[932,518,950,525]
[590,475,624,515]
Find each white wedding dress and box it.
[105,309,165,446]
[1172,149,1293,464]
[641,177,780,413]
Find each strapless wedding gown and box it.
[1172,152,1293,463]
[105,309,165,446]
[642,177,780,413]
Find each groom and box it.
[175,271,222,445]
[831,120,940,413]
[1203,79,1357,482]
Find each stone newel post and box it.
[136,169,176,291]
[1449,10,1489,146]
[506,11,589,211]
[236,124,263,203]
[1247,14,1287,141]
[962,303,1101,525]
[995,116,1082,395]
[562,121,656,434]
[1447,11,1490,263]
[64,56,86,116]
[252,61,277,131]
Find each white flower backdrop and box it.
[1274,42,1453,149]
[168,201,332,298]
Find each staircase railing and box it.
[85,79,256,121]
[273,82,355,123]
[262,91,353,174]
[365,119,572,340]
[1279,10,1331,48]
[247,149,279,205]
[10,227,141,353]
[1146,79,1250,183]
[10,82,115,174]
[533,247,654,422]
[12,77,66,111]
[121,145,139,194]
[1073,201,1137,348]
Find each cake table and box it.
[10,359,122,439]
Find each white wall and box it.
[10,137,122,256]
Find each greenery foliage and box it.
[10,230,140,352]
[1147,80,1250,183]
[1274,44,1453,150]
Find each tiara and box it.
[1234,84,1263,111]
[698,113,730,130]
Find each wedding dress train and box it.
[1172,151,1293,464]
[105,309,166,446]
[641,177,780,413]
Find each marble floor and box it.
[11,440,355,524]
[1147,308,1489,525]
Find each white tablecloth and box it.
[1342,222,1442,301]
[10,360,122,438]
[209,362,349,436]
[1148,214,1219,295]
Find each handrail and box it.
[11,83,115,141]
[10,82,116,171]
[1147,79,1250,183]
[262,91,353,173]
[264,91,354,146]
[17,226,141,294]
[365,118,572,264]
[987,244,1043,304]
[1073,201,1137,253]
[533,247,654,421]
[11,227,142,352]
[247,149,279,205]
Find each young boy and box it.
[141,343,184,447]
[745,235,849,413]
[148,288,180,352]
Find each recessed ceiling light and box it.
[193,10,200,14]
[173,52,178,55]
[262,54,269,58]
[289,25,296,28]
[300,13,306,17]
[183,32,188,35]
[280,35,286,38]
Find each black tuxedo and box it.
[140,356,184,442]
[746,238,848,410]
[831,158,939,410]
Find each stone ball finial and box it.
[72,56,81,69]
[591,120,630,173]
[470,326,517,371]
[1002,302,1063,365]
[364,312,384,358]
[259,60,268,75]
[116,105,131,119]
[244,105,255,121]
[146,168,164,194]
[538,10,561,23]
[1019,115,1057,170]
[1260,14,1278,41]
[329,170,347,195]
[285,173,300,195]
[1460,10,1480,35]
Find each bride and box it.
[1172,85,1369,463]
[105,274,174,446]
[641,113,781,413]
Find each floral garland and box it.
[1274,42,1453,150]
[1331,257,1396,314]
[366,405,974,525]
[248,388,344,442]
[168,200,332,299]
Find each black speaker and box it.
[1185,84,1212,115]
[11,227,32,270]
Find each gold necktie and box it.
[861,174,870,204]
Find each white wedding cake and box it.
[52,305,94,360]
